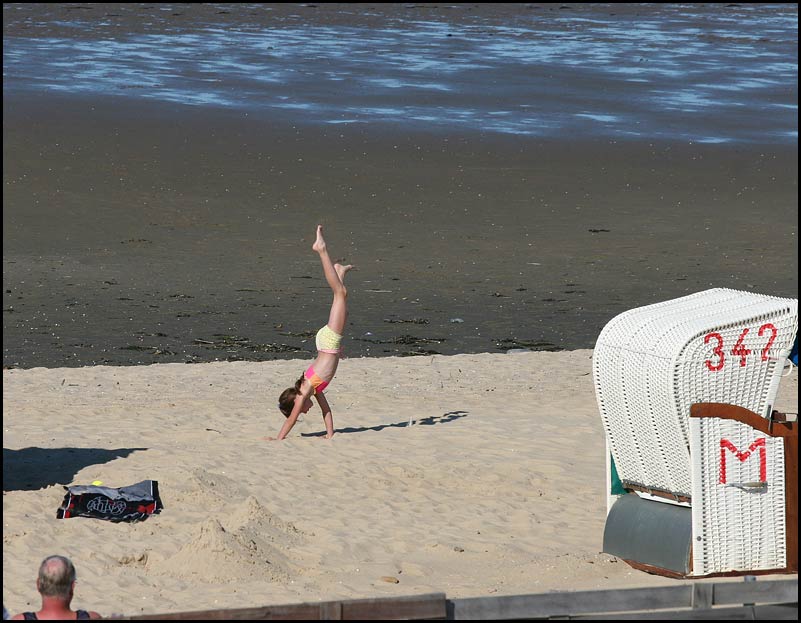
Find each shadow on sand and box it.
[3,447,148,491]
[302,410,469,437]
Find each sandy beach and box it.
[2,352,798,617]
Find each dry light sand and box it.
[2,351,798,617]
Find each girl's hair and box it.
[278,374,305,417]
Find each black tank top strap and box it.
[20,609,91,620]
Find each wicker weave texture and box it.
[690,417,786,575]
[594,288,797,499]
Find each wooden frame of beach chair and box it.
[594,288,798,578]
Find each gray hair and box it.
[37,556,76,599]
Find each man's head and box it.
[36,556,76,600]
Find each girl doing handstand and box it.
[268,225,352,440]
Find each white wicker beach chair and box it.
[594,288,798,577]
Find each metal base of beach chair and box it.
[603,493,693,576]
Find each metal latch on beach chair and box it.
[724,481,768,492]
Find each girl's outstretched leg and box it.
[312,225,352,335]
[327,262,353,335]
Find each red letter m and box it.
[719,438,766,484]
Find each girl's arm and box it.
[315,392,335,438]
[272,386,312,440]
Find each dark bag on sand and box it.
[57,479,163,522]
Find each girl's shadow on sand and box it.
[3,447,147,491]
[302,410,469,437]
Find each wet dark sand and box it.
[4,89,797,368]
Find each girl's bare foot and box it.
[312,225,326,254]
[334,262,354,282]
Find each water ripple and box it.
[3,4,797,143]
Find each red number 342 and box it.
[704,324,777,372]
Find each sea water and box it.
[3,3,797,144]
